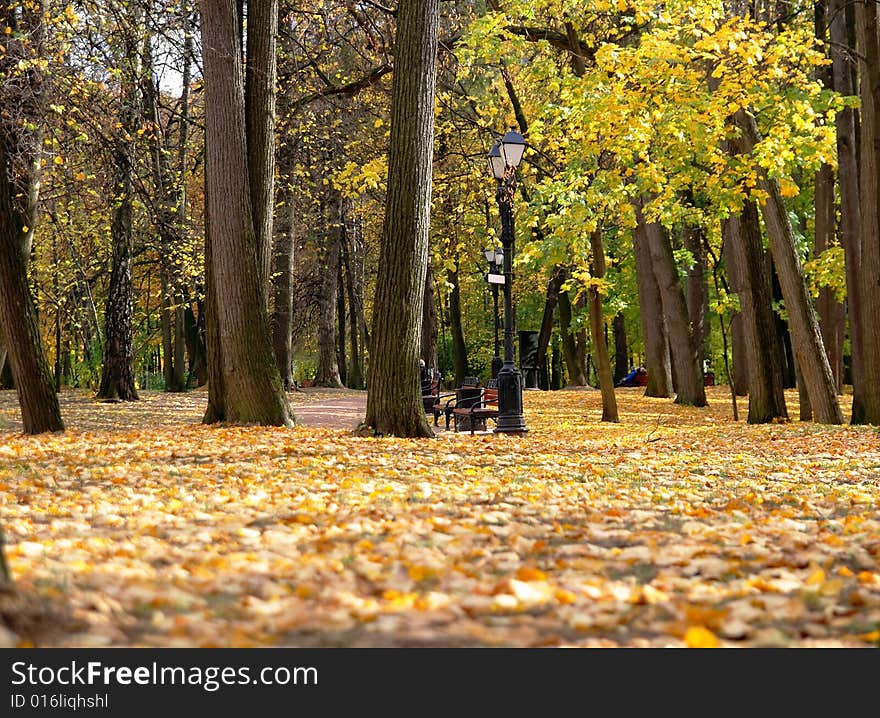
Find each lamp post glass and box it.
[487,131,528,434]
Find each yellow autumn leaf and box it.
[805,569,825,586]
[685,626,721,648]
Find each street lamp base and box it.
[494,361,528,435]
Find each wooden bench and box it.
[452,380,499,434]
[433,376,479,429]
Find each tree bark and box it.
[97,10,141,402]
[637,200,707,407]
[342,206,365,389]
[814,160,845,392]
[536,265,566,389]
[245,0,277,302]
[735,111,842,423]
[0,179,64,433]
[855,0,880,424]
[589,228,618,421]
[558,286,587,386]
[684,223,708,372]
[446,265,469,387]
[632,207,673,397]
[271,196,295,389]
[200,0,292,426]
[363,0,439,437]
[612,312,628,385]
[723,203,788,423]
[314,201,343,387]
[831,0,865,419]
[421,260,439,369]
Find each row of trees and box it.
[1,0,878,437]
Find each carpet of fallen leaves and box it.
[0,385,878,648]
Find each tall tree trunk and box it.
[245,0,277,301]
[855,0,880,424]
[612,312,628,385]
[184,294,207,387]
[0,142,64,433]
[589,228,618,421]
[342,207,365,389]
[558,287,587,385]
[336,249,347,386]
[814,3,845,393]
[632,208,673,397]
[363,0,439,437]
[574,294,589,383]
[831,0,865,420]
[143,38,188,393]
[684,223,708,373]
[0,0,62,433]
[200,0,292,426]
[735,111,842,424]
[98,14,141,402]
[730,314,749,395]
[814,160,845,392]
[536,265,565,389]
[272,165,295,390]
[637,200,707,406]
[446,265,469,387]
[421,260,438,369]
[314,204,344,387]
[723,203,788,423]
[550,334,562,390]
[0,254,62,433]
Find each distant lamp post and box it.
[487,130,528,435]
[483,246,504,378]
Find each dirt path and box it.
[291,391,367,429]
[0,387,444,433]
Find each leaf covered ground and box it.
[0,386,878,648]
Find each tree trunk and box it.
[684,223,708,373]
[363,0,439,437]
[855,0,880,424]
[612,312,628,385]
[314,202,344,388]
[589,228,618,421]
[735,110,842,424]
[723,203,789,423]
[558,286,587,386]
[637,200,707,406]
[831,0,865,420]
[342,207,365,390]
[632,208,673,397]
[200,0,292,426]
[814,160,845,392]
[550,334,562,389]
[730,315,749,395]
[336,248,347,386]
[184,295,207,387]
[245,0,277,302]
[0,205,64,434]
[97,12,141,402]
[446,265,469,387]
[421,260,439,369]
[536,265,566,389]
[272,167,295,390]
[813,0,844,393]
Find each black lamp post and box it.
[488,131,528,435]
[483,246,503,379]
